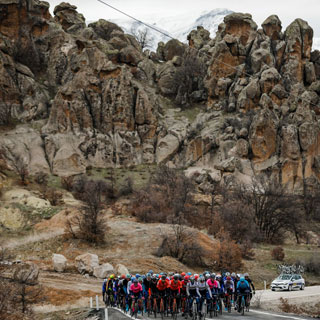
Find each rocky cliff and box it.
[0,0,320,192]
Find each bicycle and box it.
[217,293,223,315]
[225,290,232,313]
[152,295,158,318]
[171,296,178,320]
[199,296,207,320]
[180,294,187,318]
[188,296,198,320]
[210,294,218,317]
[146,295,152,317]
[159,294,166,320]
[130,297,138,318]
[238,292,250,316]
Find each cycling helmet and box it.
[205,273,210,279]
[231,272,236,278]
[194,274,199,280]
[148,270,154,275]
[187,272,192,276]
[161,275,166,280]
[237,274,240,278]
[244,273,249,277]
[126,274,131,279]
[152,276,157,281]
[138,277,143,282]
[226,276,231,281]
[184,275,190,281]
[190,276,195,283]
[199,275,205,282]
[226,272,230,277]
[131,277,136,281]
[135,274,140,278]
[240,277,245,282]
[210,273,216,279]
[181,272,186,277]
[173,274,179,280]
[146,273,151,278]
[133,279,138,283]
[216,274,221,279]
[169,272,174,277]
[155,274,159,278]
[110,274,115,279]
[121,274,126,279]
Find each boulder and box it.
[75,253,99,275]
[53,2,86,34]
[115,264,129,276]
[52,254,67,272]
[163,39,186,61]
[88,19,123,41]
[262,15,282,40]
[187,26,211,50]
[93,263,114,279]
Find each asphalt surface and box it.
[104,308,314,320]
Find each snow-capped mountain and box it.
[110,8,233,51]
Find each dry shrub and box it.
[279,297,300,314]
[61,176,74,192]
[296,255,320,276]
[42,188,64,206]
[155,223,209,268]
[239,240,255,260]
[212,238,243,271]
[271,246,285,261]
[34,172,48,186]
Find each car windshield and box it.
[278,275,291,280]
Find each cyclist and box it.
[180,275,189,316]
[207,273,219,314]
[143,273,152,311]
[102,277,108,304]
[157,274,169,311]
[169,274,181,313]
[118,274,130,310]
[198,275,212,317]
[244,273,255,298]
[130,278,144,313]
[236,277,250,312]
[223,276,235,311]
[107,274,115,306]
[186,276,200,317]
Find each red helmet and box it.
[194,274,199,280]
[226,276,231,281]
[121,274,126,279]
[181,272,186,277]
[184,275,190,281]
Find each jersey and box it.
[169,280,181,292]
[130,283,143,294]
[157,279,169,291]
[198,281,212,298]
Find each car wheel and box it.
[288,285,292,291]
[271,288,275,291]
[300,284,305,290]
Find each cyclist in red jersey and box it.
[169,274,181,312]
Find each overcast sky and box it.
[46,0,320,36]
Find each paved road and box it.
[104,308,313,320]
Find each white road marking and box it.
[251,309,308,319]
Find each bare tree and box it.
[172,48,207,106]
[131,27,153,50]
[66,179,109,244]
[12,263,43,315]
[134,165,195,223]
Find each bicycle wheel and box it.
[160,298,165,320]
[172,298,177,320]
[202,300,207,320]
[192,299,197,320]
[153,298,157,318]
[218,297,222,315]
[130,299,135,317]
[241,296,245,316]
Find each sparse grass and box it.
[176,105,203,122]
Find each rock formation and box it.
[0,0,320,192]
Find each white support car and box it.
[271,274,305,291]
